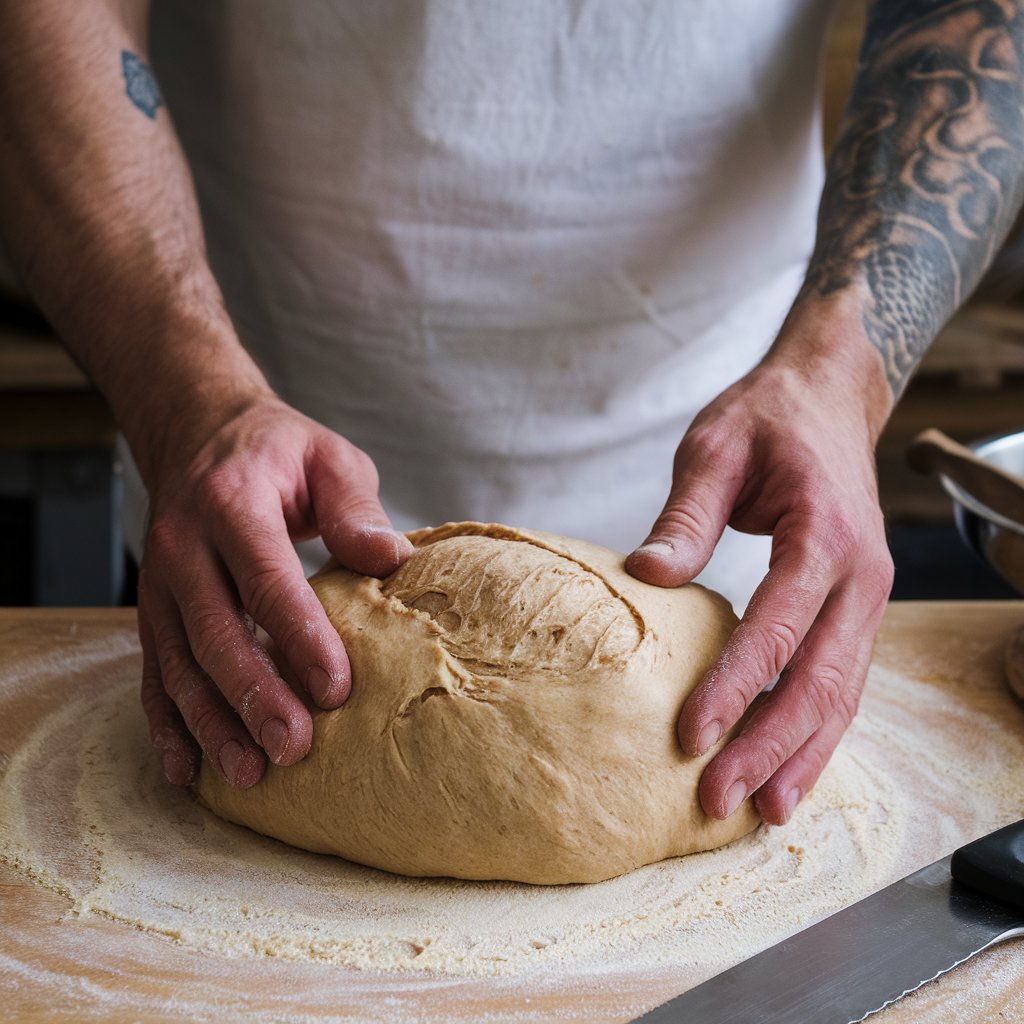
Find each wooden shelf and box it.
[0,323,92,391]
[0,313,116,451]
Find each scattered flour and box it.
[2,616,1023,1022]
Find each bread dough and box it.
[196,523,759,884]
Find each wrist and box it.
[762,286,895,445]
[99,296,275,489]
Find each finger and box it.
[677,531,833,758]
[212,490,352,710]
[307,438,413,578]
[754,704,856,826]
[751,558,890,824]
[137,599,200,786]
[625,426,747,587]
[696,573,884,821]
[151,528,315,767]
[144,575,267,788]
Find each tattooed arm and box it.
[806,0,1024,395]
[0,1,409,788]
[627,1,1024,824]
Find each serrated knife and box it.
[633,818,1024,1024]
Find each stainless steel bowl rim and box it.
[937,427,1024,538]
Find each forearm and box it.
[780,0,1024,410]
[0,0,269,483]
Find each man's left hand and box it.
[626,338,894,826]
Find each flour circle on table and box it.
[6,632,1022,980]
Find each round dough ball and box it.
[196,523,760,884]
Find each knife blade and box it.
[633,818,1024,1024]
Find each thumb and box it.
[308,440,413,578]
[625,439,743,588]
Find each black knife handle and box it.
[950,818,1024,911]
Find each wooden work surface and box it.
[1,604,1023,1023]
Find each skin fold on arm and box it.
[627,0,1024,825]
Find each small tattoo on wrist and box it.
[121,50,163,120]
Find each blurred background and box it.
[0,0,1020,607]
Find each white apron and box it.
[135,0,838,609]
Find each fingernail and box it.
[219,739,246,784]
[695,719,723,756]
[152,727,175,758]
[307,659,348,708]
[723,780,748,818]
[780,787,801,823]
[307,665,336,705]
[152,727,192,786]
[161,750,191,787]
[632,540,674,558]
[261,718,291,763]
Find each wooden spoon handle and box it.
[907,428,1024,525]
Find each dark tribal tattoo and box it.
[801,0,1024,396]
[121,50,163,120]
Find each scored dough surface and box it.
[196,522,759,884]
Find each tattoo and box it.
[801,0,1024,396]
[121,50,163,120]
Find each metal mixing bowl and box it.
[938,428,1024,595]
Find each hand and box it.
[625,354,894,826]
[138,393,412,789]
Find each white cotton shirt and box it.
[137,0,838,610]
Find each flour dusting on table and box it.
[1,626,1023,991]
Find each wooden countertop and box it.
[1,604,1023,1023]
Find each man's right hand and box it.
[138,395,412,789]
[0,3,414,789]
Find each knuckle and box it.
[670,427,746,502]
[275,618,320,671]
[194,463,243,511]
[827,511,862,567]
[864,553,896,605]
[186,605,239,668]
[144,516,183,565]
[678,421,738,471]
[756,618,802,676]
[835,685,862,728]
[233,680,266,725]
[336,496,386,527]
[152,625,195,690]
[731,671,766,712]
[139,671,168,722]
[805,664,847,728]
[656,498,712,542]
[803,507,862,575]
[239,562,294,626]
[320,437,380,491]
[796,742,832,788]
[189,700,226,752]
[752,732,790,782]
